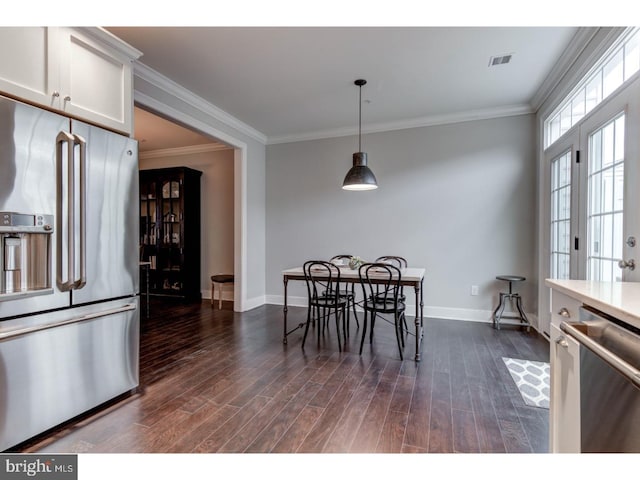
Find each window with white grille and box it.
[545,27,639,148]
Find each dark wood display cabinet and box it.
[139,166,202,301]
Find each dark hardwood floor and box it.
[15,297,550,454]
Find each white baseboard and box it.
[242,295,267,311]
[202,290,266,312]
[202,290,234,301]
[265,294,539,332]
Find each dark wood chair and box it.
[302,260,348,351]
[374,256,408,331]
[358,262,407,360]
[375,255,408,269]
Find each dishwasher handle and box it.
[561,320,640,389]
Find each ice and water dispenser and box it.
[0,212,54,299]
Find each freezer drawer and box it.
[0,298,139,451]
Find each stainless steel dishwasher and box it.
[560,306,640,452]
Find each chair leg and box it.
[398,312,406,349]
[335,306,342,352]
[345,296,350,337]
[351,284,359,328]
[394,312,404,361]
[342,305,348,346]
[211,283,214,306]
[302,305,312,349]
[370,312,376,344]
[359,310,368,355]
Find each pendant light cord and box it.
[358,83,362,152]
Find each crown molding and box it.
[266,103,534,145]
[139,143,231,160]
[77,27,143,60]
[530,27,601,111]
[133,62,268,145]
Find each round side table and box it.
[492,275,530,331]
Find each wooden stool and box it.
[492,275,530,331]
[211,274,234,309]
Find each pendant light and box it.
[342,79,378,191]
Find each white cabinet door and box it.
[0,27,59,109]
[549,322,581,452]
[550,289,581,329]
[0,27,137,134]
[57,28,135,134]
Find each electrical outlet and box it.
[471,285,479,296]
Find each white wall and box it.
[266,114,538,324]
[139,148,235,299]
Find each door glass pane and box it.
[613,212,623,259]
[587,113,625,282]
[550,150,572,279]
[602,121,615,168]
[590,129,602,172]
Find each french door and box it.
[547,74,640,285]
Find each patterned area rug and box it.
[502,357,550,409]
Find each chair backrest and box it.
[329,254,352,266]
[358,262,402,307]
[375,256,408,269]
[303,260,341,304]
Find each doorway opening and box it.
[134,105,237,309]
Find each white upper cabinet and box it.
[0,27,57,108]
[0,27,141,135]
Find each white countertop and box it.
[545,279,640,329]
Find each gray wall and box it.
[266,114,537,322]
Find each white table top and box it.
[545,279,640,329]
[283,266,425,282]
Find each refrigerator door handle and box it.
[0,302,137,342]
[56,130,75,292]
[73,133,87,289]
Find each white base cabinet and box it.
[549,322,581,452]
[0,27,140,134]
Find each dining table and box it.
[281,265,426,361]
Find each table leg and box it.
[420,278,424,333]
[283,276,289,344]
[414,282,421,362]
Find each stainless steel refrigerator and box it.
[0,94,139,451]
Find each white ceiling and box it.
[107,26,585,147]
[133,106,221,153]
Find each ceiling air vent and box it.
[489,54,513,67]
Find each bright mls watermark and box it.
[0,455,77,480]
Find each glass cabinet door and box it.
[138,167,201,301]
